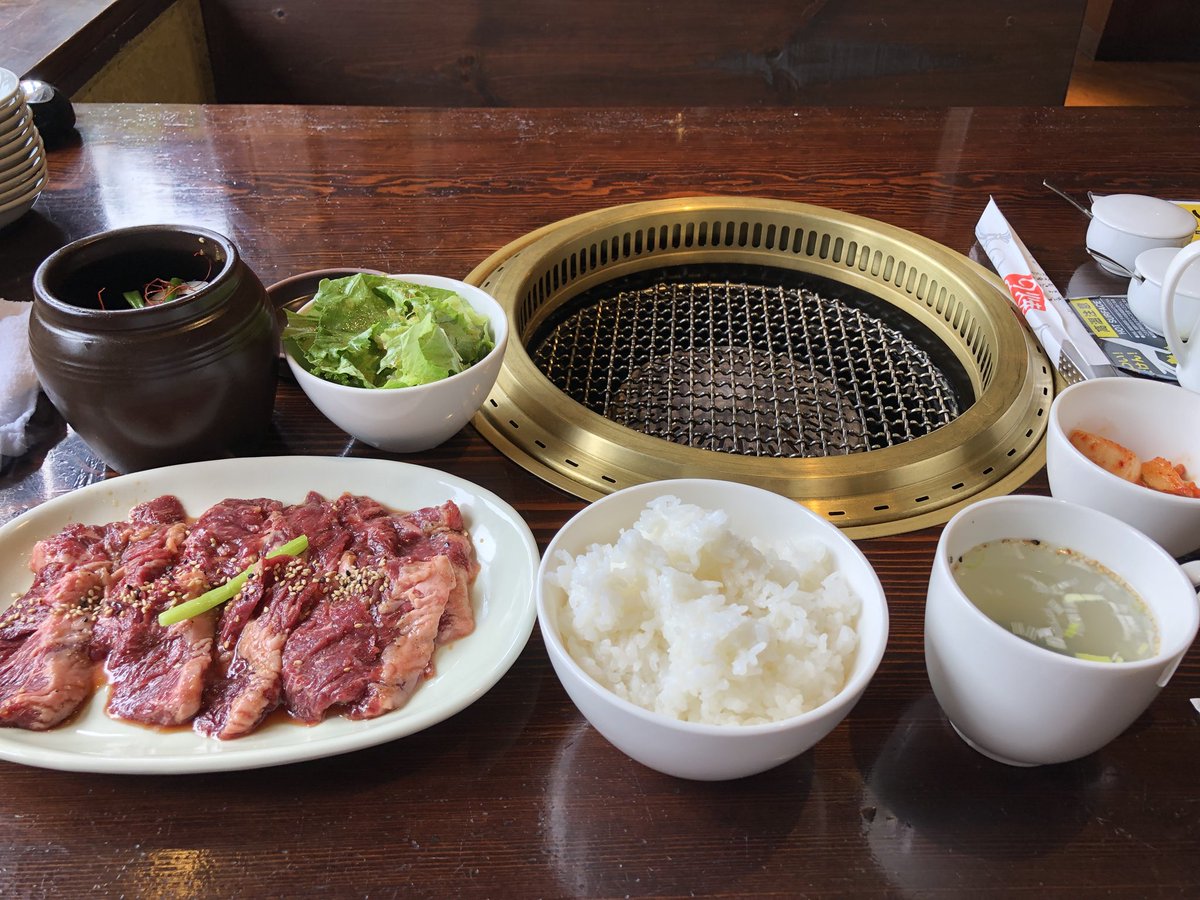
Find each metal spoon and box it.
[1085,246,1136,279]
[1043,180,1093,219]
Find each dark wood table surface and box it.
[1,105,1198,897]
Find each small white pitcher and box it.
[1161,238,1200,392]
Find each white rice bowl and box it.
[537,479,888,779]
[549,495,861,726]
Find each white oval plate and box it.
[0,456,539,773]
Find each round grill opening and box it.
[529,264,972,458]
[469,197,1053,537]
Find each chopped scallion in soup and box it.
[951,538,1157,663]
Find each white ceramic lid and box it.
[1134,245,1200,296]
[1091,193,1196,239]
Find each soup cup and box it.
[925,495,1199,767]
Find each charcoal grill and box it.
[467,197,1053,537]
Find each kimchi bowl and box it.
[1047,377,1200,557]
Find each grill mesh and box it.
[530,274,962,458]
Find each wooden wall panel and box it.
[76,0,215,102]
[1,0,176,94]
[201,0,1088,106]
[1094,0,1200,61]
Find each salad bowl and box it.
[282,273,508,452]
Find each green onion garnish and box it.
[157,535,309,627]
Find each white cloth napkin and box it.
[0,299,40,460]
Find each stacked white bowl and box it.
[0,68,48,230]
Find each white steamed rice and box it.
[550,495,861,726]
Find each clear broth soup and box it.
[951,538,1158,663]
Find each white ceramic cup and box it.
[1127,246,1200,339]
[1046,377,1200,558]
[925,495,1200,767]
[1160,240,1200,393]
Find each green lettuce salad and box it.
[282,274,495,389]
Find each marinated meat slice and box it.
[180,496,284,584]
[1,524,111,665]
[405,501,464,535]
[332,492,418,561]
[0,567,101,652]
[103,592,215,727]
[28,522,114,585]
[336,500,477,643]
[195,552,325,739]
[93,515,192,658]
[420,530,476,645]
[279,564,385,724]
[0,605,96,730]
[179,495,287,657]
[212,493,349,660]
[129,495,188,529]
[0,522,115,727]
[350,555,455,719]
[96,513,214,726]
[105,516,188,599]
[0,569,104,662]
[394,502,479,644]
[268,492,353,572]
[277,497,472,723]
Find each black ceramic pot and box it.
[30,224,278,473]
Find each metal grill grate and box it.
[530,273,962,458]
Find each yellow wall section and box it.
[76,0,215,102]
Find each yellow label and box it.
[1109,349,1154,373]
[1068,298,1118,339]
[1176,202,1200,242]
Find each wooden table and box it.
[2,105,1198,897]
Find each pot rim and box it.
[33,224,240,321]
